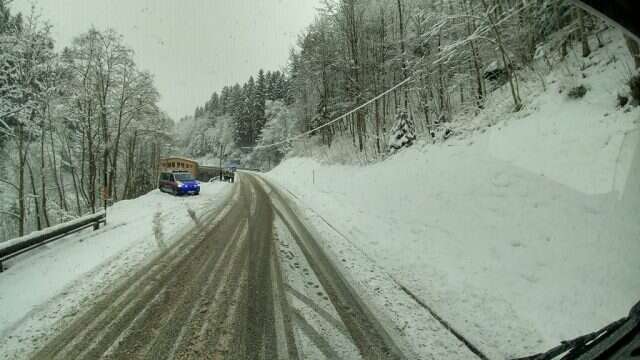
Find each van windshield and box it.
[174,173,195,182]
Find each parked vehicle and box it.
[213,169,235,183]
[222,169,235,183]
[158,171,200,196]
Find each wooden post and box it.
[219,146,223,181]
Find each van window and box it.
[175,173,195,181]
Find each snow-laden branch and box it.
[0,106,28,121]
[0,178,19,191]
[0,210,21,220]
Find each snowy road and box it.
[28,173,423,360]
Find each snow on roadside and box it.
[266,32,640,358]
[0,182,231,359]
[266,180,490,359]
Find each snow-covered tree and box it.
[0,11,57,236]
[248,100,298,169]
[388,110,416,151]
[0,3,169,240]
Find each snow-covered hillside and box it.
[267,31,640,357]
[0,183,231,359]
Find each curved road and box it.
[31,173,409,360]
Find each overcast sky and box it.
[13,0,319,120]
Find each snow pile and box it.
[0,182,231,357]
[267,33,640,357]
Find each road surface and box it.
[31,173,410,360]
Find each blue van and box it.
[159,171,200,196]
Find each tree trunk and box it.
[122,131,138,200]
[87,104,97,213]
[357,112,365,152]
[343,0,363,150]
[463,0,484,108]
[437,30,447,119]
[110,65,133,202]
[69,151,83,216]
[577,8,591,58]
[397,0,409,108]
[49,117,68,212]
[27,159,42,231]
[17,123,27,236]
[101,131,109,211]
[67,130,86,215]
[379,8,387,135]
[480,0,522,111]
[40,121,50,227]
[99,86,110,210]
[374,99,381,154]
[350,114,356,146]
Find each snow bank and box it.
[267,33,640,357]
[0,183,231,352]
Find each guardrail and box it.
[0,211,106,272]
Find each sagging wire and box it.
[245,76,413,150]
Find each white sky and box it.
[13,0,319,120]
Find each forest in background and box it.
[180,0,640,169]
[0,2,172,240]
[2,0,640,241]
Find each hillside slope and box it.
[266,31,640,357]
